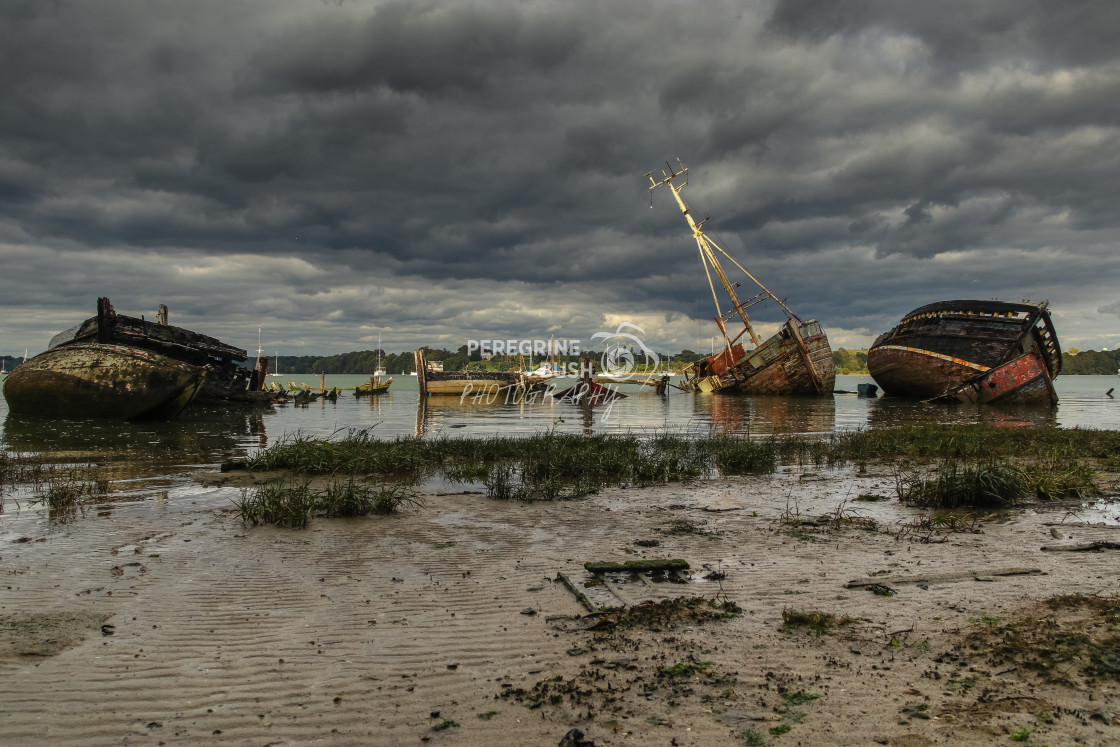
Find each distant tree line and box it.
[1061,349,1120,375]
[0,354,31,372]
[7,347,1115,377]
[832,348,869,374]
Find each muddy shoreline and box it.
[1,468,1118,745]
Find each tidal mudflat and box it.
[1,457,1118,746]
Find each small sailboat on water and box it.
[355,334,392,396]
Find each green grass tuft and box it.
[782,609,854,635]
[234,476,421,528]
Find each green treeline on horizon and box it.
[3,347,1114,377]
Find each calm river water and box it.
[1,374,1119,500]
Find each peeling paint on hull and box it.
[2,343,207,420]
[868,300,1061,406]
[683,320,836,396]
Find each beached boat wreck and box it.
[3,342,208,420]
[867,299,1062,405]
[647,162,835,395]
[2,297,270,419]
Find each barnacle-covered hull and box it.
[2,343,207,420]
[51,297,254,403]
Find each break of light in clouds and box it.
[2,0,1119,358]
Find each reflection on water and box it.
[2,373,1115,531]
[415,389,587,436]
[3,405,264,481]
[864,397,1058,430]
[691,394,837,436]
[2,374,1117,470]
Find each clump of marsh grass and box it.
[235,478,317,528]
[234,475,421,528]
[1019,459,1100,501]
[219,424,1118,503]
[781,608,854,635]
[710,434,778,475]
[900,459,1027,509]
[26,464,112,521]
[369,484,421,515]
[897,456,1101,509]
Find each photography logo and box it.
[590,322,660,380]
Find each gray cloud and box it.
[1,0,1119,359]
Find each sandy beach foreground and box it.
[1,468,1118,746]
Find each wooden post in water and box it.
[250,357,268,391]
[319,371,325,393]
[414,349,428,397]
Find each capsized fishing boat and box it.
[867,299,1062,405]
[647,161,835,395]
[2,342,208,419]
[47,297,262,403]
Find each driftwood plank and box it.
[1040,541,1120,552]
[844,567,1043,589]
[584,559,690,574]
[555,572,596,613]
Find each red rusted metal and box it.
[950,350,1056,405]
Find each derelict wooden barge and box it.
[45,297,255,402]
[3,343,208,420]
[867,300,1062,405]
[3,297,264,419]
[647,161,835,395]
[414,349,522,398]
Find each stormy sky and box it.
[2,0,1119,360]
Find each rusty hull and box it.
[682,320,836,395]
[867,300,1061,405]
[2,343,207,420]
[950,350,1057,406]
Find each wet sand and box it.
[1,468,1118,746]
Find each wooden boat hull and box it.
[423,378,518,397]
[866,345,984,399]
[682,320,835,395]
[52,297,254,405]
[949,350,1057,406]
[868,300,1061,405]
[2,343,207,419]
[414,349,522,398]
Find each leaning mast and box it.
[648,161,802,350]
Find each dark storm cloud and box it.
[1,0,1119,357]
